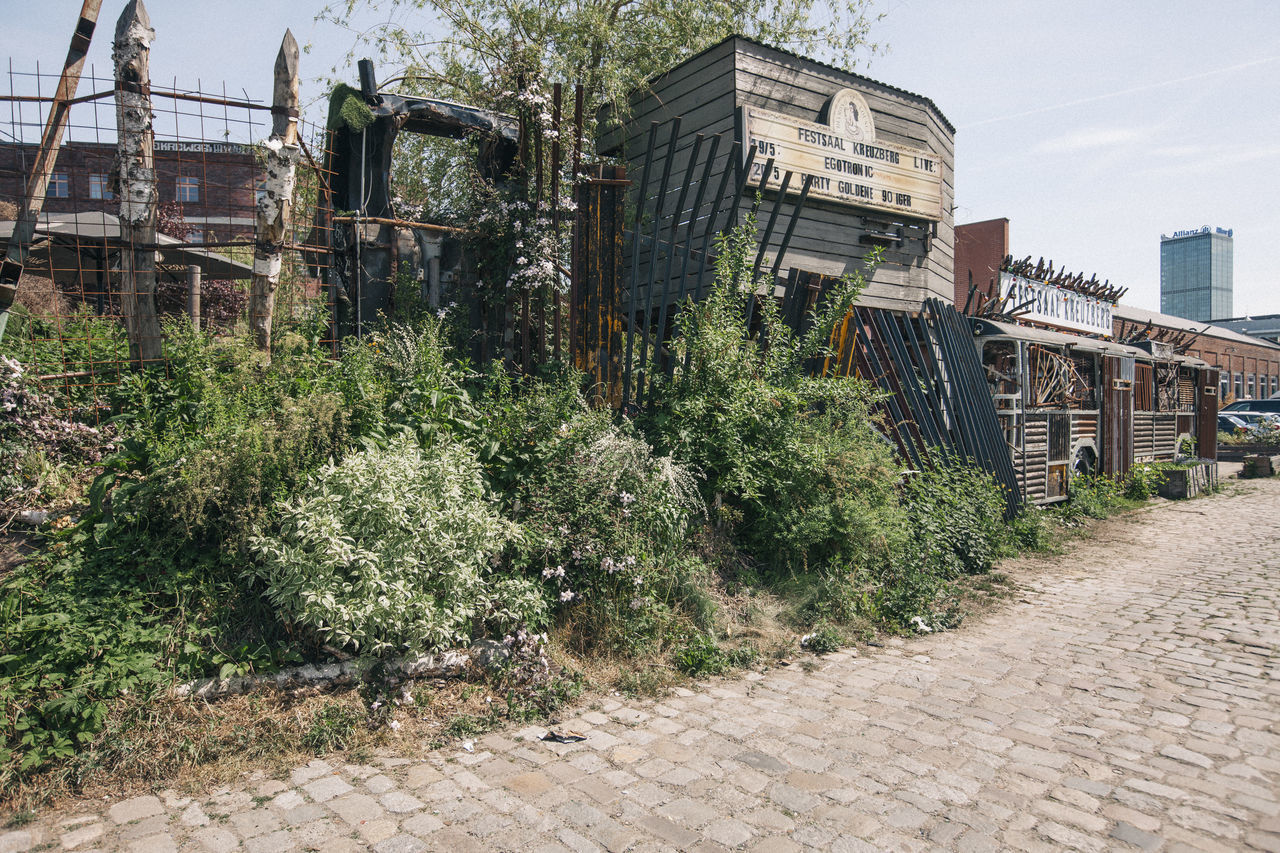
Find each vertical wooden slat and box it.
[550,82,563,361]
[636,119,681,404]
[653,133,703,378]
[622,122,660,408]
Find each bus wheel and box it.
[1072,446,1097,477]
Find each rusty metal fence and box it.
[0,57,336,410]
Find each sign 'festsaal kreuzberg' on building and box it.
[1000,271,1115,337]
[740,88,944,221]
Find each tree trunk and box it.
[249,30,301,353]
[113,0,162,367]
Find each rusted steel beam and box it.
[0,0,102,341]
[331,215,467,236]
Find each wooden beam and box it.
[114,0,163,367]
[249,29,301,352]
[0,0,102,341]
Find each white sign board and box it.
[1001,271,1114,336]
[741,88,943,221]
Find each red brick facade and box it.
[952,217,1008,308]
[0,141,256,241]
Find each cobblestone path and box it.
[5,478,1279,853]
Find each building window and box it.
[1220,375,1230,400]
[175,176,200,203]
[48,172,69,198]
[1247,374,1256,399]
[1234,372,1244,400]
[255,180,269,205]
[1272,376,1278,396]
[88,173,114,200]
[187,228,204,244]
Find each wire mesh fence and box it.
[0,59,336,413]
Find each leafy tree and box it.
[320,0,883,118]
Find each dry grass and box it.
[1,663,554,818]
[12,273,69,319]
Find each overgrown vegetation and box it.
[0,221,1153,809]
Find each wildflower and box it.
[542,565,565,579]
[388,719,402,731]
[436,308,448,319]
[559,589,575,602]
[618,491,635,506]
[370,700,383,711]
[629,598,644,610]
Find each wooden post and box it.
[113,0,162,367]
[249,30,301,352]
[0,0,101,342]
[187,264,201,328]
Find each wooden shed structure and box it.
[599,35,955,312]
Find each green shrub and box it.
[641,220,903,575]
[1063,473,1125,520]
[801,624,843,655]
[674,634,729,676]
[0,356,115,511]
[497,380,708,656]
[1008,506,1053,551]
[901,460,1011,577]
[1124,464,1166,500]
[0,308,130,410]
[251,436,543,654]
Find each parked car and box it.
[1219,413,1249,432]
[1222,399,1280,415]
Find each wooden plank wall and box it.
[732,39,955,310]
[601,36,955,315]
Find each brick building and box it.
[0,140,257,242]
[954,219,1280,404]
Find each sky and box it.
[8,1,1280,316]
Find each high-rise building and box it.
[1159,226,1233,322]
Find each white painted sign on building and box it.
[740,88,943,221]
[1000,271,1114,336]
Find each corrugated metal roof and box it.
[1114,303,1280,352]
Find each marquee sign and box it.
[1000,271,1114,336]
[740,88,944,221]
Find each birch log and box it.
[249,30,301,352]
[113,0,162,367]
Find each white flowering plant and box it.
[484,375,707,654]
[250,436,546,655]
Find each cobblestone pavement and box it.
[6,478,1280,853]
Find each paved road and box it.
[5,478,1279,852]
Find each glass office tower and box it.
[1160,227,1233,322]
